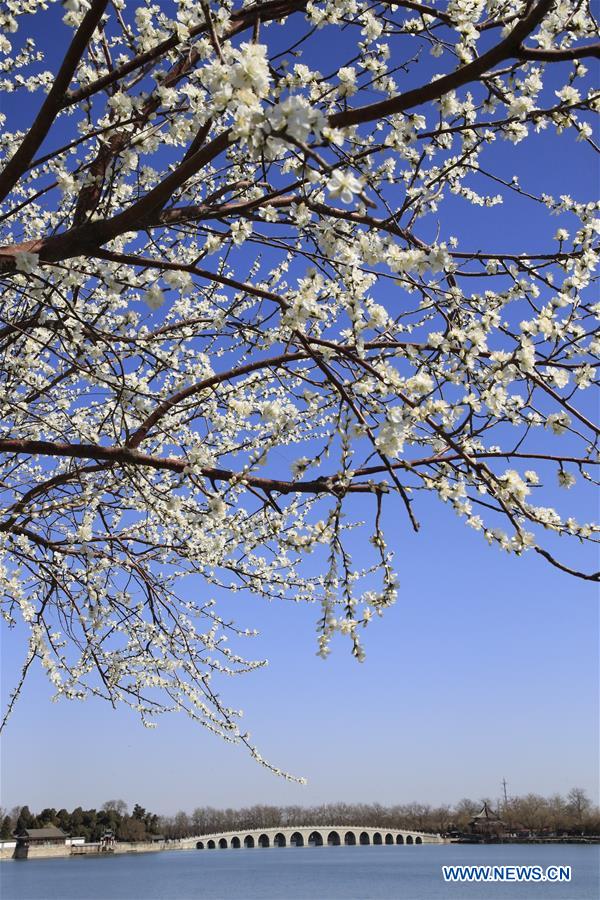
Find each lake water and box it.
[1,844,598,900]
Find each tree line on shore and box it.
[1,789,597,843]
[0,801,159,844]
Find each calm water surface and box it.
[1,844,598,900]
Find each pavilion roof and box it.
[470,802,504,823]
[16,826,68,840]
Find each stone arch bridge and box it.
[183,826,442,850]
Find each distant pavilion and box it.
[468,803,506,838]
[14,825,69,851]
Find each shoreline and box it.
[2,837,599,862]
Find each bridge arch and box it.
[185,826,438,852]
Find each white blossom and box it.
[327,170,364,204]
[14,251,39,273]
[546,412,572,435]
[557,469,576,489]
[143,284,165,310]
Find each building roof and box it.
[17,826,68,840]
[470,802,504,823]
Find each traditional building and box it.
[14,825,69,857]
[468,803,506,840]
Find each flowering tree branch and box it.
[0,0,597,777]
[0,0,110,204]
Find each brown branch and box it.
[201,1,224,62]
[518,42,600,61]
[386,0,451,23]
[529,373,600,436]
[352,451,600,477]
[4,525,59,550]
[62,0,308,109]
[106,131,233,231]
[533,546,599,582]
[295,333,420,531]
[329,0,555,128]
[0,438,377,495]
[0,0,109,205]
[305,201,585,262]
[126,351,308,448]
[91,247,287,306]
[0,650,38,733]
[3,463,107,523]
[152,191,296,226]
[0,131,233,270]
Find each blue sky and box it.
[1,490,597,813]
[0,4,598,815]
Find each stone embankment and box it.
[1,840,192,861]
